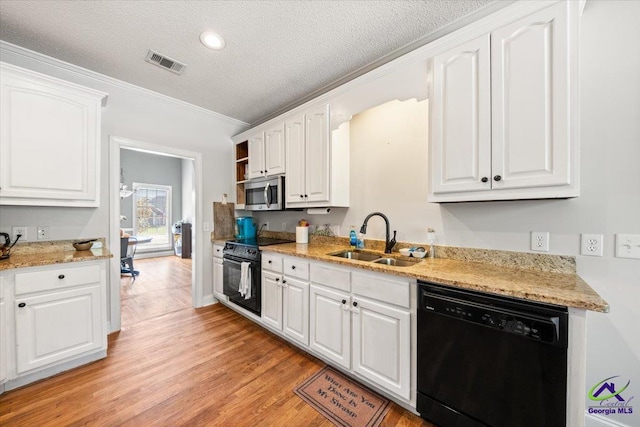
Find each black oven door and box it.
[223,255,261,316]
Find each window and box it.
[132,183,172,251]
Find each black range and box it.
[222,237,293,315]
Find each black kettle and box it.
[1,232,21,260]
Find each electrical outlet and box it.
[37,226,50,240]
[261,222,269,231]
[581,234,603,256]
[282,222,287,231]
[12,226,27,242]
[202,222,210,232]
[531,231,549,252]
[615,234,640,259]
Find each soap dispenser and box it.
[349,226,357,249]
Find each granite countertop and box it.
[261,242,609,313]
[0,240,112,272]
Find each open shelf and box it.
[235,140,249,207]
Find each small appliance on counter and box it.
[0,232,21,260]
[235,217,256,239]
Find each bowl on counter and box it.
[399,248,412,257]
[412,248,427,258]
[73,241,94,251]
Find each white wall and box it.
[120,149,183,232]
[255,3,640,425]
[0,42,247,309]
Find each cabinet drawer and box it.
[262,253,283,273]
[15,264,101,295]
[213,244,224,259]
[351,271,410,308]
[310,262,350,292]
[284,258,309,280]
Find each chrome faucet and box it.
[359,212,396,254]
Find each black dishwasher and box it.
[417,281,568,427]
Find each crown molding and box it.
[0,40,249,128]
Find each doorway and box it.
[118,147,195,328]
[109,136,204,333]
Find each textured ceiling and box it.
[0,0,497,125]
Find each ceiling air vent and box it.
[145,49,187,75]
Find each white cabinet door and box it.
[0,63,106,207]
[428,2,577,202]
[264,124,286,176]
[491,2,570,190]
[282,276,309,346]
[309,284,350,369]
[15,284,102,374]
[352,296,411,400]
[284,114,306,204]
[305,105,331,203]
[247,131,265,180]
[261,270,283,330]
[213,258,224,297]
[431,34,491,195]
[0,298,6,384]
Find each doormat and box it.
[294,366,391,427]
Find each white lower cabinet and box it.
[262,270,283,330]
[282,276,309,345]
[15,284,102,373]
[213,244,224,298]
[260,253,412,402]
[309,261,412,400]
[309,284,351,369]
[262,256,309,346]
[352,295,411,400]
[1,261,107,390]
[0,296,6,386]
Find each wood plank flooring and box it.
[0,256,432,426]
[120,256,193,328]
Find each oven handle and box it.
[223,255,259,266]
[264,183,271,208]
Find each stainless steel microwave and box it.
[244,176,284,211]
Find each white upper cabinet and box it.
[264,125,286,176]
[247,125,286,180]
[431,34,491,195]
[304,105,331,203]
[491,3,570,191]
[284,104,349,208]
[429,2,578,202]
[247,131,266,180]
[0,63,107,207]
[284,114,306,202]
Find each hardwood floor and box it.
[0,257,431,427]
[120,256,193,328]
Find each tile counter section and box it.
[0,239,112,271]
[261,242,609,313]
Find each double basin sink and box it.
[328,250,421,267]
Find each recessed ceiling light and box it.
[200,31,225,50]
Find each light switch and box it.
[615,234,640,259]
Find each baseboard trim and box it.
[585,412,632,427]
[4,350,107,391]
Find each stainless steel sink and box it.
[329,250,422,267]
[372,258,420,267]
[328,250,382,261]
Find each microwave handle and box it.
[264,183,272,208]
